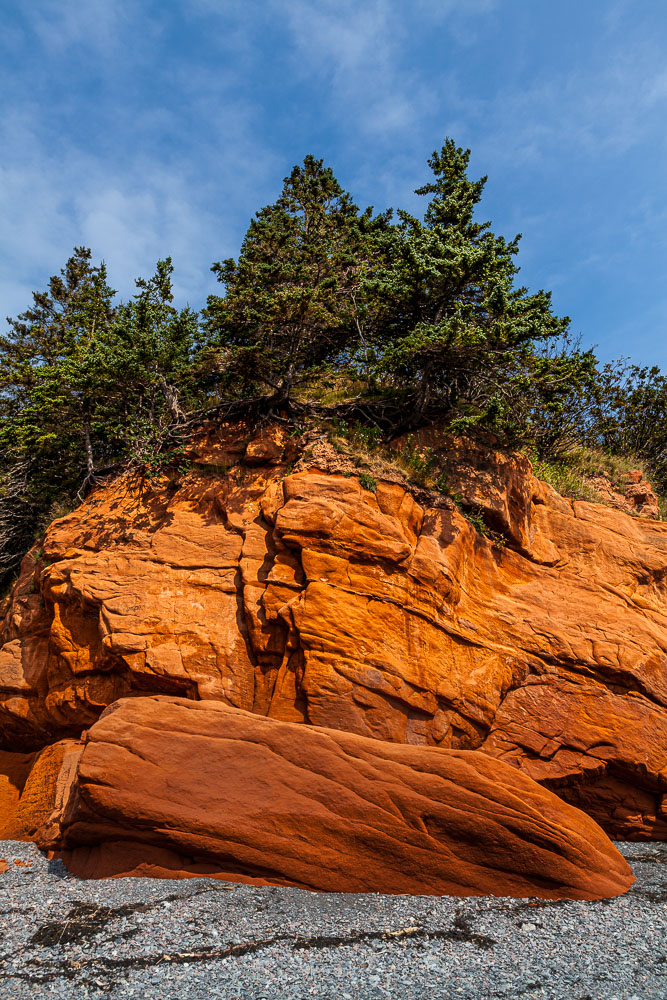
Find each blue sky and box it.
[2,0,667,366]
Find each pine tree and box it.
[0,247,117,485]
[0,248,117,584]
[103,257,200,463]
[0,252,202,589]
[374,140,569,428]
[203,155,389,407]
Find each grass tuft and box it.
[529,457,600,502]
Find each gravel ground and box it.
[0,840,665,1000]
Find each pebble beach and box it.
[0,840,665,1000]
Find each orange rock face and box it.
[483,677,667,838]
[0,748,36,836]
[1,423,666,841]
[587,469,660,520]
[38,696,633,900]
[1,740,81,840]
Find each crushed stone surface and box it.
[0,840,665,999]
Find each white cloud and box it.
[438,38,667,187]
[0,0,506,325]
[0,97,279,323]
[276,0,497,140]
[28,0,144,57]
[0,0,293,322]
[2,0,666,369]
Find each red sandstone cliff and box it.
[0,420,665,894]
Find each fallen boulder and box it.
[38,696,634,900]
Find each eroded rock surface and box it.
[36,696,634,900]
[1,422,666,839]
[0,740,81,840]
[587,469,660,520]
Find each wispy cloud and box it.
[0,0,283,318]
[2,0,666,366]
[278,0,498,140]
[469,31,667,166]
[0,125,276,325]
[28,0,142,57]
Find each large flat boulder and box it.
[38,696,633,900]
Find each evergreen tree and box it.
[6,137,663,585]
[0,252,202,588]
[0,248,117,584]
[374,140,570,428]
[504,335,599,457]
[103,258,200,464]
[203,155,390,406]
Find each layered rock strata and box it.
[1,423,666,840]
[33,696,634,900]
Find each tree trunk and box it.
[83,418,94,474]
[412,367,431,423]
[272,363,296,409]
[158,376,184,423]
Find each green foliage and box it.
[530,446,667,517]
[583,361,667,492]
[506,335,599,457]
[4,137,667,587]
[106,259,201,464]
[452,502,506,548]
[399,436,437,483]
[560,446,644,484]
[0,248,117,582]
[434,475,453,496]
[142,444,190,481]
[358,472,377,492]
[529,456,600,503]
[461,507,491,537]
[367,140,569,428]
[0,251,206,587]
[337,420,382,450]
[203,156,391,404]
